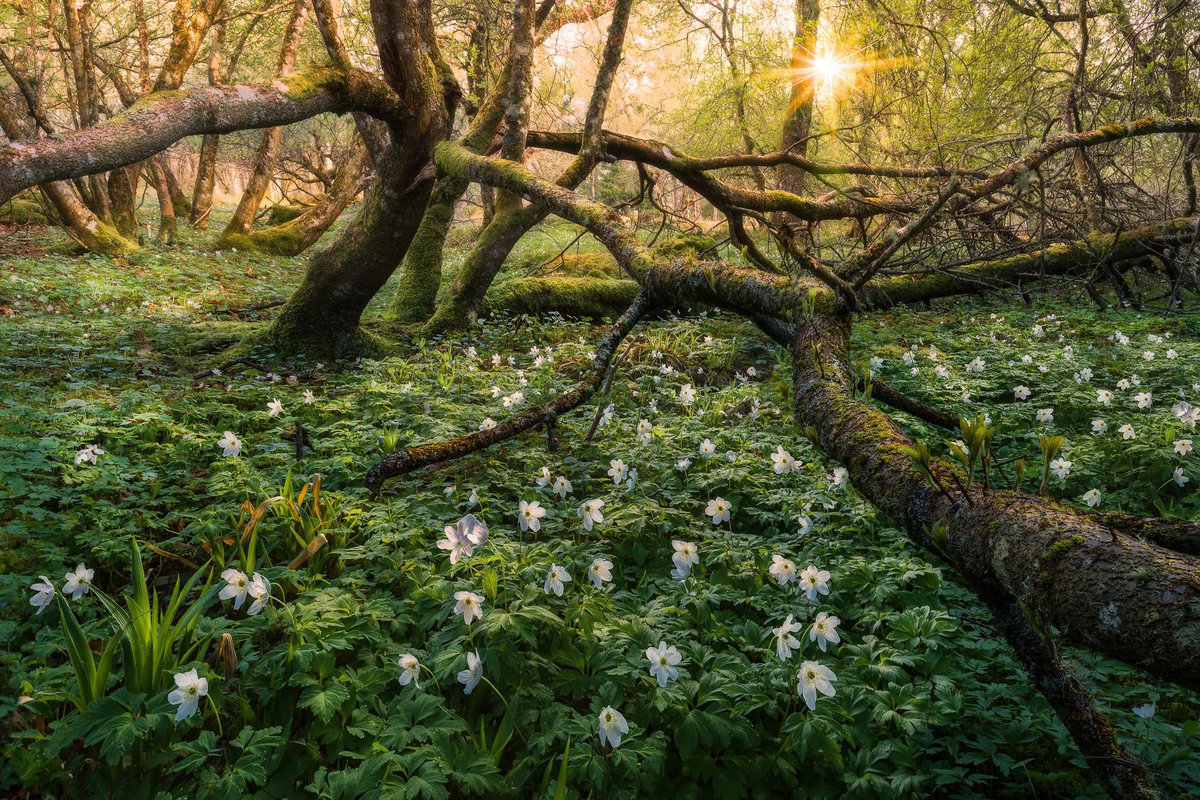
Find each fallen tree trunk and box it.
[792,311,1200,691]
[403,140,1200,696]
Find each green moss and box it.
[649,233,720,261]
[1045,535,1086,563]
[0,198,54,225]
[123,88,189,115]
[390,179,465,324]
[516,250,620,278]
[267,204,306,226]
[225,318,391,363]
[279,67,346,103]
[75,219,140,256]
[484,276,639,319]
[216,224,310,257]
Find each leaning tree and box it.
[2,0,1200,795]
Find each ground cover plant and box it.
[1,214,1198,798]
[4,0,1200,796]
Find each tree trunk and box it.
[39,179,138,254]
[107,167,139,238]
[257,0,457,356]
[421,0,633,330]
[218,0,308,242]
[388,173,468,323]
[163,160,192,219]
[791,311,1200,690]
[777,0,819,205]
[0,65,138,254]
[222,139,368,256]
[393,136,1200,693]
[148,157,178,244]
[190,134,220,229]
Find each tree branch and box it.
[365,292,652,492]
[0,67,402,204]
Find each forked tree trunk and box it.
[222,139,368,256]
[386,61,513,324]
[389,173,469,322]
[258,0,456,356]
[219,0,308,242]
[420,0,633,331]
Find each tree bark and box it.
[148,157,178,244]
[0,69,135,254]
[191,16,229,230]
[0,68,403,206]
[392,132,1200,695]
[107,168,139,238]
[791,312,1200,691]
[257,0,458,355]
[222,138,368,255]
[778,0,819,209]
[40,179,138,254]
[219,0,309,241]
[190,135,220,229]
[423,0,633,330]
[163,162,192,219]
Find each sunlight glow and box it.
[809,53,851,86]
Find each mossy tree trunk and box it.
[222,138,368,256]
[107,167,139,238]
[406,143,1200,693]
[40,179,139,254]
[0,79,139,255]
[148,157,178,244]
[259,0,458,356]
[389,173,468,323]
[218,0,308,242]
[162,160,192,219]
[423,0,633,332]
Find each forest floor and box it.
[1,207,1198,798]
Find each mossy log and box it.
[426,139,1200,694]
[224,141,368,258]
[484,276,639,318]
[366,293,650,490]
[792,312,1200,692]
[267,204,307,225]
[0,197,54,224]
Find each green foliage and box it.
[1,220,1197,798]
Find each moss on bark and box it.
[219,223,312,257]
[389,175,466,323]
[484,276,639,318]
[267,204,306,225]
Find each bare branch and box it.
[366,292,653,492]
